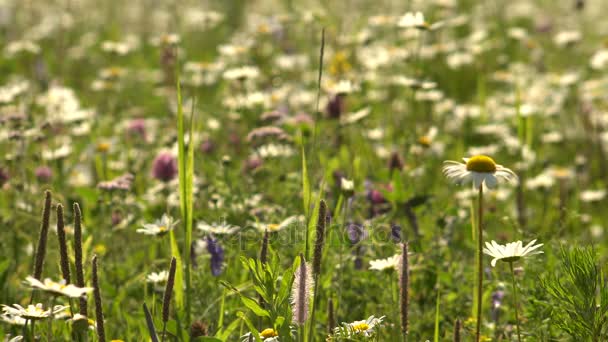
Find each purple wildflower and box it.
[35,166,52,183]
[326,94,345,119]
[127,118,147,141]
[346,222,367,245]
[200,139,215,154]
[391,224,402,243]
[152,152,178,182]
[206,236,224,276]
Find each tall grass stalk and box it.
[175,57,195,328]
[92,255,106,342]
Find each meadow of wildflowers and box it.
[1,0,608,341]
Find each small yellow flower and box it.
[93,244,107,256]
[96,142,111,153]
[329,51,351,76]
[260,328,278,338]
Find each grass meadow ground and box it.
[1,0,608,341]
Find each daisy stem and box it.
[48,297,55,342]
[475,185,484,342]
[509,262,522,342]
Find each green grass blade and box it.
[434,288,441,342]
[142,303,160,342]
[169,230,184,309]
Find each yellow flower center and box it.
[260,328,278,338]
[158,226,167,232]
[352,322,370,332]
[96,142,110,153]
[267,223,280,232]
[418,136,431,147]
[465,155,497,173]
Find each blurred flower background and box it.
[1,0,608,340]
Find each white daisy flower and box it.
[369,255,400,271]
[1,304,67,320]
[137,214,179,236]
[1,312,27,325]
[251,215,302,233]
[146,271,169,284]
[442,155,518,189]
[397,12,427,29]
[197,221,240,235]
[483,240,544,267]
[580,189,606,203]
[25,276,93,298]
[330,315,385,339]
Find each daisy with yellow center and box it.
[483,240,544,267]
[483,239,543,342]
[1,303,67,320]
[252,216,301,233]
[443,155,517,342]
[329,315,385,339]
[137,214,179,237]
[443,155,518,189]
[25,276,93,298]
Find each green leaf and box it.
[237,312,262,342]
[216,317,241,341]
[434,288,441,342]
[240,295,271,318]
[142,303,159,342]
[169,230,184,308]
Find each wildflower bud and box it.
[243,156,263,173]
[56,204,71,284]
[151,152,178,182]
[92,255,106,342]
[33,190,52,280]
[399,242,409,340]
[35,166,53,183]
[291,254,313,325]
[200,139,215,154]
[190,320,208,338]
[126,118,147,141]
[74,202,87,316]
[326,94,345,119]
[162,257,177,323]
[388,151,404,172]
[312,200,327,278]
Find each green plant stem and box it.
[161,321,168,342]
[509,262,522,342]
[475,184,484,342]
